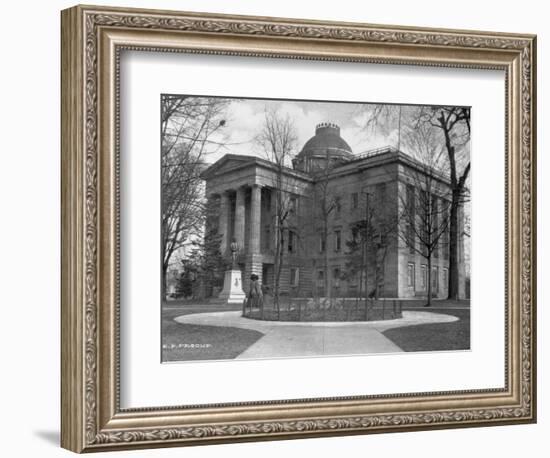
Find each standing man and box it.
[247,274,263,310]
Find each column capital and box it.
[207,189,233,199]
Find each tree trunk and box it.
[364,243,369,315]
[447,189,460,299]
[273,225,282,318]
[427,255,432,306]
[162,262,168,302]
[356,256,363,316]
[275,227,284,320]
[272,186,282,316]
[323,222,330,313]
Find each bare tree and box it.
[344,183,397,313]
[360,103,470,300]
[418,107,470,300]
[161,95,228,297]
[310,149,340,309]
[398,124,451,306]
[256,108,298,316]
[358,104,409,150]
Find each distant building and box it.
[201,123,466,299]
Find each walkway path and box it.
[174,311,458,359]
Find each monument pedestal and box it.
[218,269,246,305]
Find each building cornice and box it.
[325,148,452,185]
[200,154,314,183]
[202,148,452,188]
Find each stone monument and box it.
[217,238,246,305]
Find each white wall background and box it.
[0,0,546,456]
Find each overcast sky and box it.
[204,97,403,164]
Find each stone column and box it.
[234,187,246,252]
[249,185,261,254]
[219,192,230,255]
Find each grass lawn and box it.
[161,306,264,362]
[382,306,470,352]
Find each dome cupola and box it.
[293,122,353,173]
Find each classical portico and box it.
[212,185,267,285]
[203,155,312,292]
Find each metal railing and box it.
[353,145,398,161]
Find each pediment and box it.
[201,154,257,179]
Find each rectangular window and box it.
[406,184,415,212]
[289,195,298,214]
[333,267,341,288]
[443,268,448,290]
[432,266,439,292]
[263,225,271,251]
[445,228,450,260]
[406,184,415,254]
[319,235,326,253]
[432,195,439,259]
[407,262,415,288]
[290,268,299,287]
[351,224,359,243]
[334,230,342,252]
[351,192,358,209]
[407,222,415,255]
[288,230,295,253]
[316,270,324,287]
[335,196,342,216]
[376,182,387,205]
[421,264,428,290]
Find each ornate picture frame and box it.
[61,4,536,453]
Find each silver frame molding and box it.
[61,4,536,453]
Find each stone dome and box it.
[293,123,353,173]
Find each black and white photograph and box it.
[161,95,471,363]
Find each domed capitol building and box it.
[201,122,466,299]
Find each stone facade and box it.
[201,123,466,299]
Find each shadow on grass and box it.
[382,308,470,352]
[162,306,264,362]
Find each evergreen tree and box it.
[181,225,226,298]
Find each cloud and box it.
[205,97,401,163]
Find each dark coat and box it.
[247,279,263,308]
